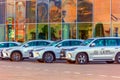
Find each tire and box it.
[115,53,120,64]
[67,60,75,64]
[106,61,114,64]
[10,51,22,61]
[37,59,43,62]
[43,52,54,63]
[76,53,88,64]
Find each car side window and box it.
[105,39,117,46]
[71,41,82,46]
[27,41,37,46]
[117,39,120,46]
[0,43,8,48]
[37,41,50,46]
[9,43,18,47]
[61,41,70,46]
[93,39,105,47]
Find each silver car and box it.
[0,42,21,57]
[29,39,84,63]
[1,40,52,61]
[65,37,120,64]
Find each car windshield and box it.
[80,39,94,46]
[48,40,61,46]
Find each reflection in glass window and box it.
[62,23,76,39]
[105,39,117,46]
[112,0,120,22]
[26,24,36,41]
[0,2,5,24]
[37,24,48,40]
[77,0,93,22]
[93,23,110,37]
[0,25,5,41]
[77,23,92,40]
[26,0,36,23]
[112,24,120,37]
[93,39,104,47]
[50,24,61,41]
[62,0,76,22]
[49,0,61,22]
[37,0,48,23]
[94,0,110,22]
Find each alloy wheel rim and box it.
[45,53,53,63]
[78,54,86,64]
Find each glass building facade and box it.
[0,0,120,42]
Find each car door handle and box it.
[101,48,104,50]
[115,48,118,49]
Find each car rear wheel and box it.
[115,53,120,64]
[10,52,22,61]
[76,53,88,64]
[43,52,54,63]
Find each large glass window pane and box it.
[49,0,61,23]
[62,0,76,23]
[36,24,48,40]
[26,24,36,41]
[15,0,26,24]
[0,25,5,41]
[0,2,5,24]
[77,0,93,22]
[37,0,48,23]
[6,24,15,41]
[6,0,15,19]
[15,24,25,42]
[94,0,110,22]
[93,23,110,37]
[77,23,92,40]
[112,24,120,37]
[26,0,36,23]
[62,23,76,39]
[112,0,120,22]
[50,24,61,40]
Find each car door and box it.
[102,39,118,60]
[55,41,71,58]
[90,39,106,60]
[23,41,37,57]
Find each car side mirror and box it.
[90,43,95,47]
[24,44,29,47]
[56,44,62,48]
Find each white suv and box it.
[29,39,83,63]
[1,40,52,61]
[65,37,120,64]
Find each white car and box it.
[65,37,120,64]
[0,42,21,57]
[29,39,84,63]
[1,40,52,61]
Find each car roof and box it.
[26,40,53,43]
[89,37,120,40]
[62,39,84,41]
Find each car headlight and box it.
[67,53,72,58]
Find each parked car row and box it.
[1,37,120,64]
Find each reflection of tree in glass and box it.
[94,23,105,37]
[77,0,92,22]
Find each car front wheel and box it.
[43,52,54,63]
[115,53,120,64]
[76,53,88,64]
[10,51,22,61]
